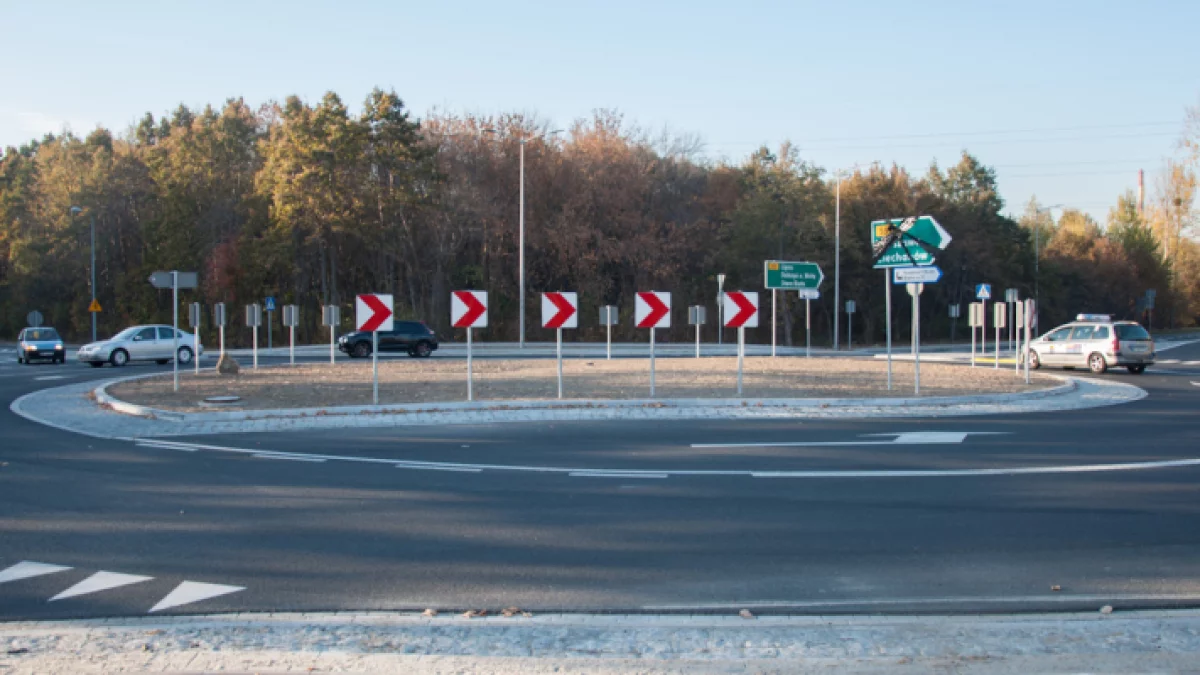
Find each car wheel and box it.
[110,349,129,367]
[1028,350,1041,370]
[176,346,194,365]
[414,341,433,358]
[89,362,105,368]
[1087,352,1108,374]
[1127,365,1146,374]
[352,342,371,358]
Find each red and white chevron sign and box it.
[355,293,394,332]
[635,292,671,329]
[542,292,578,329]
[451,291,488,328]
[723,291,759,328]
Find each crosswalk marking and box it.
[0,561,72,584]
[50,571,153,601]
[149,581,245,613]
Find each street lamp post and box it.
[834,173,841,351]
[70,206,96,343]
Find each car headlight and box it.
[25,345,36,351]
[55,344,63,350]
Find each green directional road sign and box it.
[764,260,824,290]
[871,216,951,269]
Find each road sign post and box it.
[150,271,198,391]
[845,300,856,351]
[188,302,202,375]
[1015,301,1024,375]
[716,275,725,346]
[765,261,824,357]
[688,305,707,359]
[451,291,488,402]
[968,303,979,367]
[993,303,1007,369]
[976,284,991,357]
[724,291,759,397]
[214,303,227,360]
[283,305,299,366]
[264,297,276,351]
[542,292,577,399]
[246,304,262,370]
[600,306,618,360]
[357,294,395,405]
[322,305,340,364]
[636,292,671,397]
[907,283,924,394]
[1005,288,1019,354]
[885,270,893,389]
[948,304,960,342]
[1023,299,1036,384]
[798,289,819,359]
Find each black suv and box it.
[338,321,438,358]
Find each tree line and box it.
[1,89,1197,347]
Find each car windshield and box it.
[1116,324,1151,340]
[112,327,141,340]
[24,328,60,341]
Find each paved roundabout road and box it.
[2,344,1199,620]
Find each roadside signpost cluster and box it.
[322,305,340,364]
[282,304,299,365]
[599,306,618,360]
[214,302,227,360]
[764,261,822,358]
[992,302,1006,369]
[245,303,262,370]
[687,305,707,358]
[635,292,671,397]
[149,270,198,392]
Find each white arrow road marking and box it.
[131,438,1200,480]
[692,431,1008,448]
[0,561,72,584]
[1193,382,1200,387]
[50,571,153,601]
[149,581,244,613]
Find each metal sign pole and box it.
[885,269,893,390]
[606,314,612,361]
[994,313,1000,369]
[695,320,701,359]
[267,310,272,351]
[219,325,225,360]
[914,288,921,395]
[253,325,259,370]
[848,308,853,351]
[771,289,777,358]
[971,307,976,367]
[172,272,180,393]
[467,327,474,402]
[557,327,563,399]
[737,325,744,396]
[981,298,987,357]
[650,327,656,398]
[194,323,200,376]
[805,299,811,359]
[372,330,379,405]
[290,324,295,366]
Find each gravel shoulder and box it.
[109,357,1056,412]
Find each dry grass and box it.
[108,356,1057,412]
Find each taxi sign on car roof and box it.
[1075,314,1112,322]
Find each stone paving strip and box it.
[11,372,1144,439]
[2,610,1199,674]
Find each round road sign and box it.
[26,310,43,327]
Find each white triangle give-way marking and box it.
[0,561,72,584]
[50,571,153,601]
[149,581,244,613]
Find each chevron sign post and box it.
[635,292,671,397]
[542,292,578,399]
[723,291,759,396]
[451,291,488,402]
[356,293,394,405]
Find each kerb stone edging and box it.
[92,375,1079,425]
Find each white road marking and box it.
[0,561,72,584]
[569,472,668,479]
[49,571,153,601]
[149,581,244,613]
[132,439,1200,480]
[1193,382,1200,387]
[643,592,1200,611]
[1155,339,1200,352]
[250,452,326,463]
[34,375,71,381]
[136,441,198,452]
[693,431,1008,449]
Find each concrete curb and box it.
[92,376,1077,425]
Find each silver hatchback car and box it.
[1028,314,1154,374]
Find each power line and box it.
[703,121,1180,147]
[1001,169,1144,179]
[993,158,1158,169]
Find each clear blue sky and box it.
[2,0,1197,223]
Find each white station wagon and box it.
[1028,314,1154,374]
[77,324,202,368]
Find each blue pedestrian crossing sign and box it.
[264,296,276,312]
[975,284,992,300]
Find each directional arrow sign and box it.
[764,260,823,290]
[871,216,950,269]
[355,294,394,332]
[149,271,198,289]
[542,292,578,329]
[723,291,759,328]
[635,292,671,328]
[451,290,488,328]
[892,266,943,284]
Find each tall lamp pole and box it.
[70,206,96,343]
[834,173,841,351]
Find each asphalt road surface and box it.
[2,343,1199,620]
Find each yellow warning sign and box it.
[88,298,102,313]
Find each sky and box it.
[2,0,1197,224]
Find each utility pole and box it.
[834,173,841,351]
